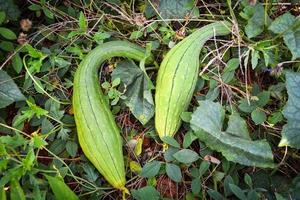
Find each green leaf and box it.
[140,161,161,178]
[0,27,16,40]
[21,148,35,171]
[0,41,14,51]
[240,3,265,39]
[0,70,26,108]
[10,179,25,200]
[251,109,266,125]
[78,11,87,31]
[164,147,179,162]
[173,149,199,164]
[229,183,247,200]
[0,12,6,24]
[166,163,182,182]
[66,141,78,158]
[12,53,23,73]
[207,190,224,200]
[180,111,192,122]
[131,186,160,200]
[130,31,143,40]
[183,131,197,148]
[42,8,54,19]
[191,100,274,168]
[158,0,199,19]
[269,13,300,60]
[191,178,201,195]
[112,60,154,125]
[244,173,253,189]
[279,71,300,148]
[45,175,79,200]
[161,136,180,148]
[199,160,210,177]
[224,58,239,72]
[226,113,251,140]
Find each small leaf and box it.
[0,12,5,24]
[131,186,160,200]
[45,175,79,200]
[183,131,197,148]
[0,27,17,40]
[244,173,253,189]
[224,58,239,72]
[173,149,199,164]
[42,8,54,19]
[251,109,266,125]
[191,178,201,195]
[164,147,179,162]
[134,138,143,156]
[199,160,210,177]
[10,179,25,200]
[130,161,142,173]
[166,163,182,182]
[140,161,161,178]
[180,112,192,122]
[130,31,143,40]
[66,141,78,158]
[12,53,23,73]
[207,190,224,200]
[229,183,247,200]
[161,136,180,148]
[79,12,87,31]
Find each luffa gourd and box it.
[155,21,232,141]
[73,41,152,192]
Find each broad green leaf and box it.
[191,100,274,168]
[229,183,247,200]
[173,149,199,164]
[112,60,154,124]
[10,179,25,200]
[251,109,267,125]
[191,178,201,195]
[269,12,300,60]
[0,27,16,40]
[161,136,180,148]
[66,141,78,158]
[130,31,143,40]
[42,8,54,19]
[183,131,197,148]
[0,70,26,108]
[240,3,265,39]
[12,53,23,73]
[0,41,14,51]
[207,190,224,200]
[166,163,182,182]
[140,161,161,178]
[22,148,35,171]
[164,147,179,162]
[158,0,199,19]
[279,71,300,148]
[45,175,79,200]
[244,173,253,188]
[131,186,160,200]
[226,113,251,139]
[199,161,210,177]
[224,58,239,72]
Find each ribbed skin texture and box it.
[155,21,232,140]
[73,41,152,190]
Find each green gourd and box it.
[155,21,232,142]
[73,41,152,192]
